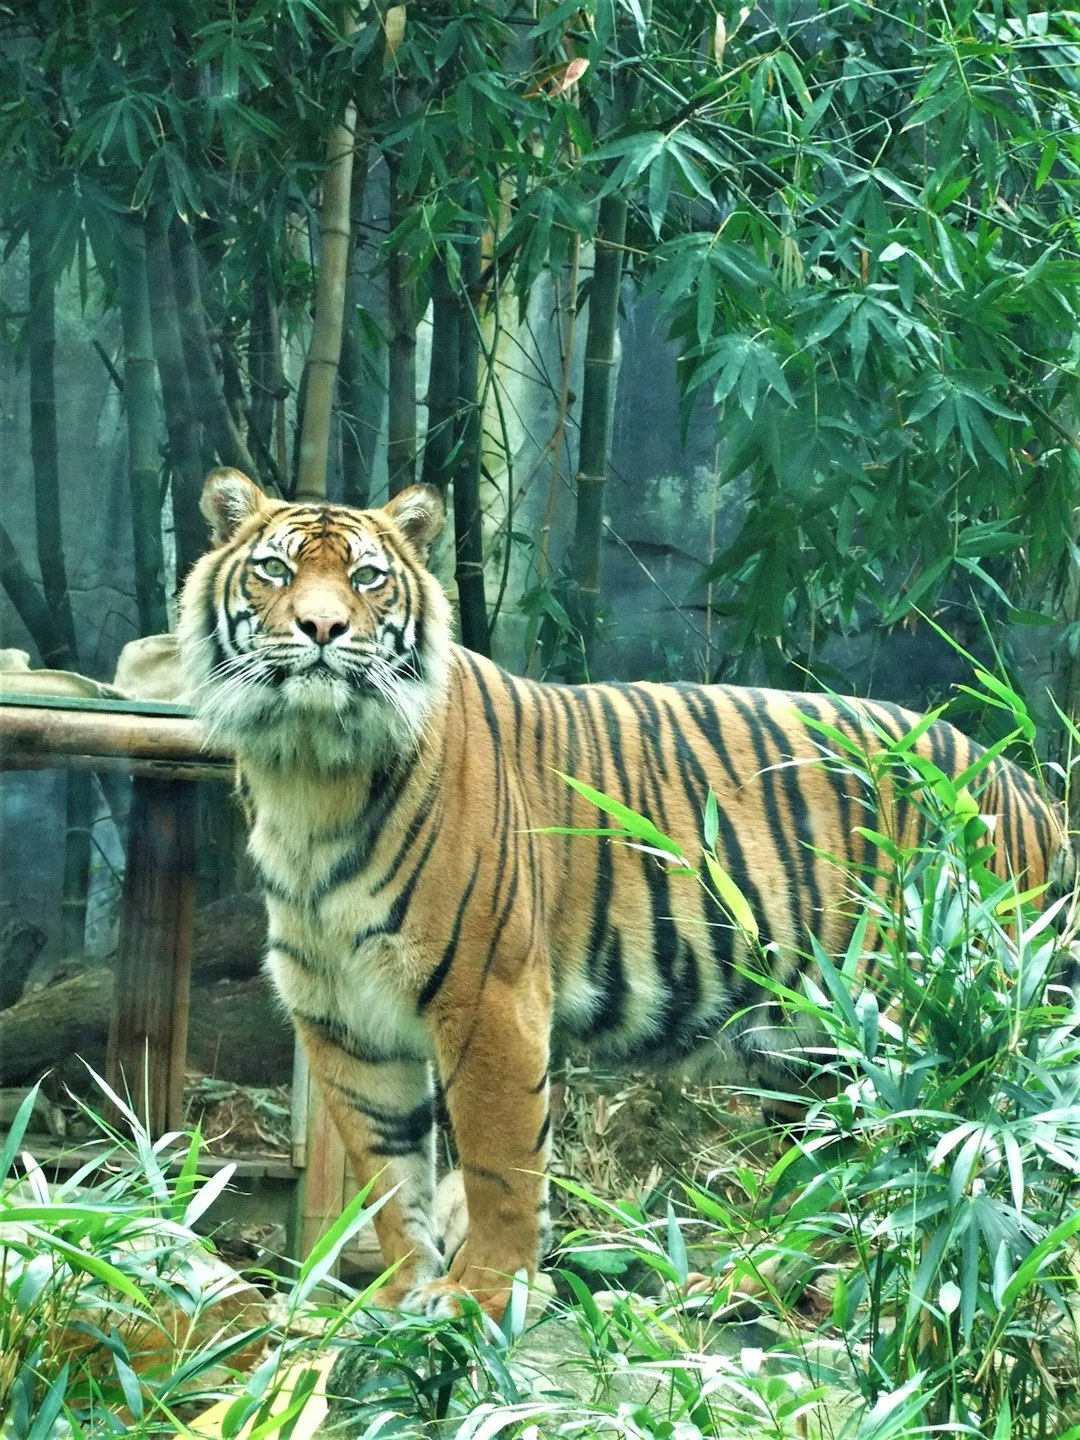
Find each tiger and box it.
[178,466,1070,1321]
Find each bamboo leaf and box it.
[703,851,759,939]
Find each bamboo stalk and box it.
[567,2,651,679]
[28,211,78,667]
[0,522,68,665]
[116,215,169,637]
[29,213,92,955]
[170,220,258,477]
[296,8,361,501]
[338,132,376,509]
[569,193,626,678]
[420,252,460,496]
[0,703,229,767]
[451,232,490,655]
[386,158,418,497]
[3,752,231,783]
[147,205,205,586]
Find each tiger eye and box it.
[352,564,384,588]
[258,557,291,581]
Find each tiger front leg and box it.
[293,1016,444,1306]
[414,970,553,1320]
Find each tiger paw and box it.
[397,1268,555,1324]
[400,1275,509,1321]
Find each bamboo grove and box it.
[2,0,1080,694]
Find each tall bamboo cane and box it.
[115,215,168,638]
[146,206,204,585]
[295,10,361,501]
[420,252,460,496]
[29,210,92,956]
[451,231,489,654]
[386,158,418,497]
[567,2,652,679]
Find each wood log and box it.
[191,892,266,983]
[0,895,270,1090]
[0,967,114,1084]
[0,918,47,1009]
[106,777,197,1133]
[186,975,294,1087]
[0,892,269,1082]
[0,702,231,771]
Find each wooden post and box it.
[105,777,197,1134]
[296,1055,351,1261]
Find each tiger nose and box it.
[296,612,350,645]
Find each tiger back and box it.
[178,467,1068,1321]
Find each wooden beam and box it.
[105,777,197,1134]
[2,750,230,782]
[0,702,229,769]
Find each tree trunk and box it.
[338,138,376,509]
[0,523,68,665]
[386,159,418,497]
[146,205,205,587]
[32,215,94,955]
[451,233,489,655]
[115,214,169,637]
[0,968,114,1085]
[0,893,266,1086]
[567,2,651,680]
[420,252,460,497]
[28,212,77,668]
[247,271,288,492]
[296,15,361,502]
[170,220,258,478]
[568,192,627,680]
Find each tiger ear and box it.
[200,468,268,545]
[384,485,446,563]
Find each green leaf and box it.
[555,773,685,860]
[0,1083,42,1181]
[703,790,718,850]
[291,1181,388,1306]
[16,1224,148,1304]
[703,851,759,939]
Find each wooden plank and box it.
[298,1065,350,1262]
[0,702,230,767]
[2,749,230,782]
[105,778,198,1134]
[0,691,194,718]
[24,1135,301,1181]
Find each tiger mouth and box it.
[262,657,379,695]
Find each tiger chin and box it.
[179,466,1066,1322]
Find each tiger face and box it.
[178,469,452,769]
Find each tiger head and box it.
[178,469,452,769]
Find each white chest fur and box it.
[247,772,433,1063]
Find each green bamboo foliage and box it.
[450,233,489,655]
[295,17,361,502]
[115,215,168,638]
